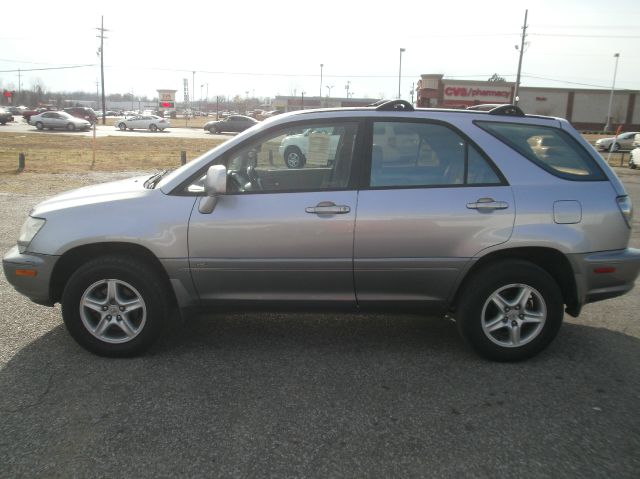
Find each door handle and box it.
[466,197,509,211]
[305,201,351,215]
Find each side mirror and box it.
[199,164,227,214]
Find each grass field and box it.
[0,132,225,175]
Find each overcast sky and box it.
[1,0,639,102]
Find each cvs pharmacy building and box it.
[417,74,514,109]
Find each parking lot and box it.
[0,118,232,140]
[0,163,639,477]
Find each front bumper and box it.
[2,246,59,306]
[569,248,640,308]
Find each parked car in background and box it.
[116,115,170,132]
[29,111,91,131]
[203,115,258,133]
[4,100,639,361]
[630,148,640,169]
[279,126,341,168]
[63,107,98,124]
[0,107,14,124]
[595,132,639,151]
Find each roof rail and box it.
[488,104,525,117]
[369,99,414,111]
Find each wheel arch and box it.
[50,242,177,309]
[451,247,579,317]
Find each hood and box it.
[32,175,155,216]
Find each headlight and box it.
[18,217,46,252]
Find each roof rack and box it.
[369,99,414,111]
[488,104,525,117]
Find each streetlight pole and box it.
[398,48,405,99]
[604,53,620,132]
[301,91,305,110]
[345,81,350,99]
[325,85,334,98]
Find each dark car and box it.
[0,107,14,125]
[64,107,97,124]
[203,114,258,134]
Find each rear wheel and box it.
[149,124,158,132]
[456,260,564,361]
[61,256,169,357]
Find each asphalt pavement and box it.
[0,169,639,478]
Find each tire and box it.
[455,259,564,362]
[149,124,158,132]
[284,146,306,168]
[118,122,126,131]
[610,142,620,152]
[209,126,219,134]
[61,255,169,357]
[35,121,44,130]
[630,160,637,170]
[67,123,76,131]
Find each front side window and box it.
[189,121,359,194]
[476,121,605,180]
[369,121,502,188]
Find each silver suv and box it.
[4,101,640,361]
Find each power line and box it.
[0,64,95,73]
[531,33,640,39]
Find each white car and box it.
[29,111,91,131]
[630,148,640,169]
[116,115,170,132]
[278,126,341,168]
[595,132,639,152]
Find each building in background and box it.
[416,73,640,131]
[273,96,378,113]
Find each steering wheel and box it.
[246,166,263,190]
[227,170,247,192]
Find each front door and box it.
[187,119,362,305]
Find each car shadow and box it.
[1,312,639,476]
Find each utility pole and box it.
[96,16,108,124]
[513,9,528,106]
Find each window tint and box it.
[189,121,358,194]
[476,121,605,180]
[369,121,501,188]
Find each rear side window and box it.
[369,121,503,188]
[476,121,605,180]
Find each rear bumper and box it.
[2,246,58,306]
[569,248,640,308]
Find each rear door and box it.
[354,119,515,310]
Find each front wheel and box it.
[35,121,44,130]
[61,256,170,357]
[149,124,158,132]
[609,142,620,152]
[67,123,76,131]
[455,260,564,362]
[118,122,126,131]
[284,146,306,168]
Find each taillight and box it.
[617,196,633,228]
